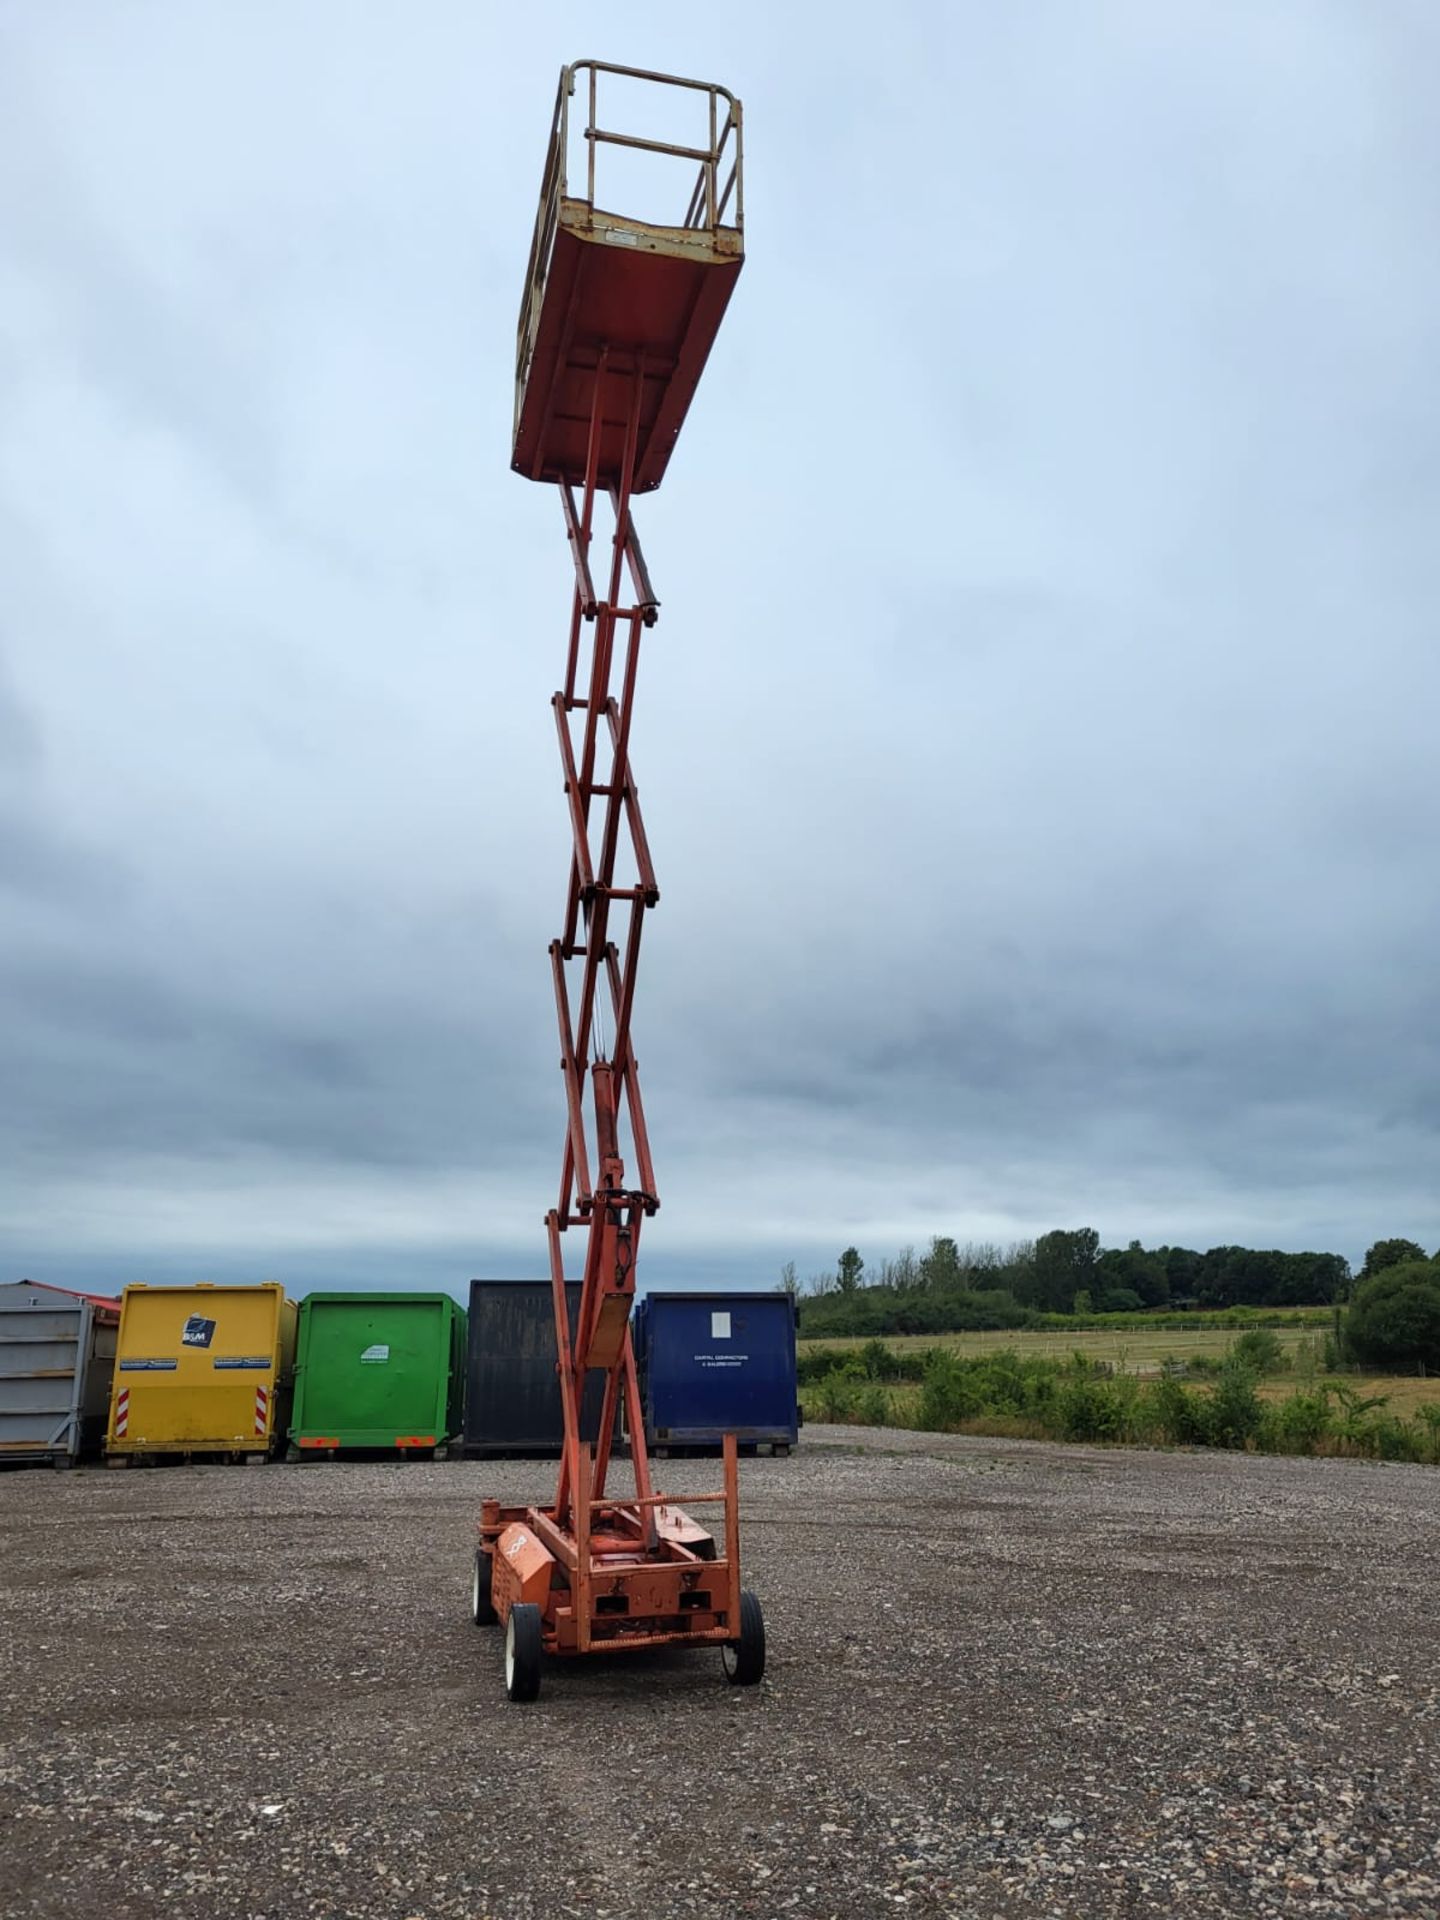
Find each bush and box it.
[857,1339,909,1381]
[1055,1376,1134,1442]
[1415,1404,1440,1465]
[1230,1328,1285,1375]
[1344,1263,1440,1370]
[1357,1415,1425,1463]
[1260,1389,1333,1455]
[812,1369,898,1428]
[946,1290,1036,1332]
[856,1382,892,1427]
[798,1285,1036,1340]
[916,1350,982,1429]
[797,1345,848,1386]
[977,1352,1059,1416]
[799,1341,930,1389]
[1145,1374,1215,1446]
[801,1330,1440,1464]
[1098,1287,1144,1314]
[811,1360,864,1422]
[1208,1361,1264,1449]
[1289,1334,1325,1379]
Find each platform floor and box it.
[513,201,742,492]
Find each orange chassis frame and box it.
[481,1433,742,1657]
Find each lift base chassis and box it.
[481,1432,743,1656]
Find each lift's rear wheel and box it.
[471,1549,497,1626]
[721,1589,765,1686]
[504,1602,543,1702]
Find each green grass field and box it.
[797,1321,1440,1438]
[1256,1373,1440,1415]
[800,1370,1440,1427]
[799,1323,1322,1372]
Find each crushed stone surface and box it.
[3,1425,1439,1917]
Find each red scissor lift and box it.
[472,61,763,1702]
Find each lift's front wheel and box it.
[721,1590,765,1686]
[471,1549,497,1627]
[504,1602,543,1702]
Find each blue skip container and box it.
[634,1290,799,1454]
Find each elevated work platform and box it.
[512,62,744,494]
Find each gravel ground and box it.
[3,1426,1439,1919]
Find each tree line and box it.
[788,1230,1434,1339]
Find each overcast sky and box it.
[2,1,1437,1296]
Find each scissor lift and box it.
[472,61,763,1701]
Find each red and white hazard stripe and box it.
[115,1388,129,1438]
[254,1383,269,1436]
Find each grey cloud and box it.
[0,934,554,1176]
[0,655,130,908]
[2,1,1438,1288]
[0,661,40,766]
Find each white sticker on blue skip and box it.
[711,1312,731,1339]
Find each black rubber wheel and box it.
[471,1549,497,1626]
[721,1589,766,1686]
[504,1602,543,1702]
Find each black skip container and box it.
[463,1279,616,1458]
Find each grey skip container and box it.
[0,1281,121,1468]
[463,1279,615,1458]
